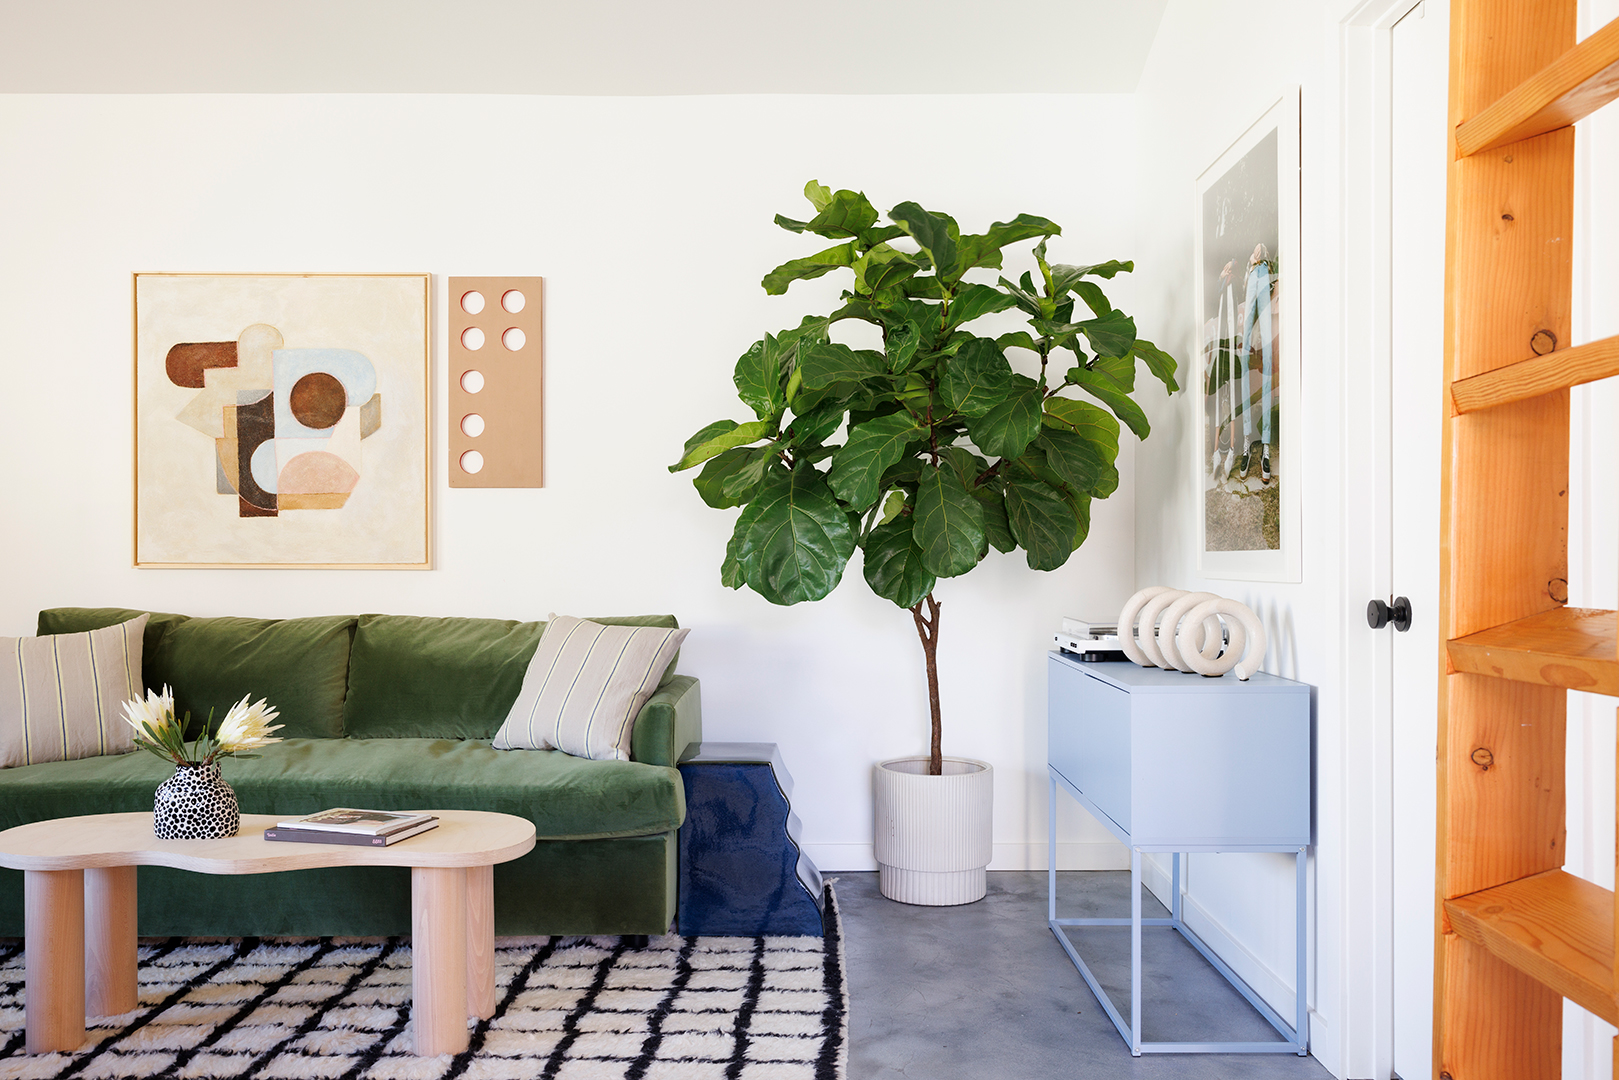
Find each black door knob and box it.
[1367,597,1413,632]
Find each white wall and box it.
[0,92,1150,874]
[1129,0,1351,1070]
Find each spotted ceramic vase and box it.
[153,761,240,840]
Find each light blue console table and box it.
[1046,652,1311,1056]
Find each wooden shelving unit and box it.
[1435,2,1619,1076]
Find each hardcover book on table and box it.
[263,820,439,846]
[274,808,437,836]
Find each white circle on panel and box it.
[460,291,485,314]
[461,327,485,351]
[502,327,526,351]
[461,413,485,437]
[460,370,484,394]
[459,450,485,475]
[501,289,526,313]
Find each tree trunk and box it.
[909,593,943,776]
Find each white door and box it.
[1390,2,1447,1077]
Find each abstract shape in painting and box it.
[167,325,383,518]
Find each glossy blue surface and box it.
[678,742,824,937]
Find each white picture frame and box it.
[1193,87,1302,582]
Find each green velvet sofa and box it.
[0,607,701,938]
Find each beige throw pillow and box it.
[492,615,689,761]
[0,614,149,768]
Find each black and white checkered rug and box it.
[0,887,846,1079]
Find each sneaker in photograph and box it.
[1260,445,1272,484]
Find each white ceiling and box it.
[0,0,1168,95]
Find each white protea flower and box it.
[123,685,178,743]
[214,694,284,753]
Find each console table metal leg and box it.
[85,866,138,1017]
[465,864,496,1021]
[1047,774,1057,924]
[1171,853,1181,924]
[412,865,469,1056]
[24,868,85,1054]
[1130,847,1143,1056]
[1294,847,1307,1054]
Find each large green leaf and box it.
[970,481,1016,553]
[890,202,959,281]
[694,445,776,508]
[885,320,925,373]
[966,374,1042,460]
[1050,260,1134,292]
[1036,429,1115,497]
[1068,366,1151,439]
[862,515,936,609]
[798,342,889,390]
[1132,338,1181,393]
[761,242,858,296]
[829,413,925,512]
[941,337,1014,418]
[722,493,770,588]
[957,214,1061,273]
[1005,477,1077,570]
[854,244,922,294]
[914,465,986,578]
[1070,280,1113,317]
[996,330,1040,355]
[997,275,1052,320]
[733,335,788,420]
[1043,397,1121,459]
[735,466,856,605]
[944,282,1019,331]
[773,188,880,240]
[1078,311,1136,359]
[670,419,772,472]
[786,398,847,448]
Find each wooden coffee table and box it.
[0,810,536,1057]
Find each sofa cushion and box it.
[150,616,355,740]
[37,607,190,699]
[0,737,684,840]
[343,613,681,740]
[1,615,148,768]
[493,617,690,761]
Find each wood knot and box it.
[1531,329,1557,355]
[1501,213,1514,221]
[1441,1073,1455,1080]
[1471,747,1494,770]
[1549,578,1568,603]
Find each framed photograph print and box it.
[1193,88,1302,582]
[133,273,431,568]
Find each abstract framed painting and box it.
[133,273,431,568]
[1192,88,1302,582]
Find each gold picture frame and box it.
[133,272,432,569]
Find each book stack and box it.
[264,808,439,847]
[1054,617,1126,661]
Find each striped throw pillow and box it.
[492,615,689,761]
[0,614,149,768]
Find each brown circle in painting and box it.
[460,370,485,394]
[461,327,485,351]
[289,372,346,430]
[502,289,526,313]
[461,413,485,437]
[461,291,485,315]
[502,327,526,351]
[459,450,485,474]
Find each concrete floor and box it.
[838,871,1333,1079]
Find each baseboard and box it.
[801,841,1130,873]
[1139,856,1299,1023]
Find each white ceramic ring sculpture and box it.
[1155,591,1219,671]
[1117,586,1174,667]
[1176,597,1268,679]
[1131,589,1187,669]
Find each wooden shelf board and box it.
[1451,334,1619,414]
[1456,16,1619,157]
[1444,869,1617,1026]
[1448,608,1619,696]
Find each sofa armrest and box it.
[631,676,701,767]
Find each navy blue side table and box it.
[677,742,824,936]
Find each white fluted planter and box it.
[873,757,993,906]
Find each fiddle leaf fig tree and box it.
[672,181,1179,775]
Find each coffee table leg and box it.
[412,865,469,1055]
[25,868,85,1054]
[466,864,496,1020]
[85,866,139,1017]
